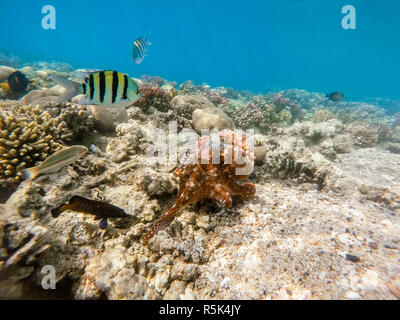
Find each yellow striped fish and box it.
[52,70,141,108]
[132,36,151,64]
[21,145,88,181]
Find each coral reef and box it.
[0,101,71,189]
[312,109,335,123]
[1,56,400,300]
[344,123,378,148]
[230,93,305,132]
[133,86,171,112]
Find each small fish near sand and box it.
[132,35,152,64]
[52,70,142,108]
[21,145,88,181]
[51,195,128,229]
[326,91,344,102]
[0,70,29,96]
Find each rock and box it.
[344,291,362,299]
[368,241,378,249]
[170,94,215,113]
[386,281,400,299]
[192,107,234,133]
[135,167,177,196]
[151,265,171,296]
[179,287,197,300]
[18,66,37,79]
[345,253,360,263]
[20,85,65,106]
[88,105,129,132]
[387,142,400,154]
[0,66,16,82]
[163,280,186,299]
[75,246,159,299]
[171,263,200,282]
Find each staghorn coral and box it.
[0,101,72,188]
[133,86,171,112]
[142,129,256,244]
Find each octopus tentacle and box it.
[142,204,180,244]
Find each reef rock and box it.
[0,66,16,83]
[192,107,234,133]
[75,246,159,299]
[21,85,66,106]
[170,95,215,115]
[88,105,129,132]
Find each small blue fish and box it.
[132,35,152,64]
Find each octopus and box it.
[142,129,256,244]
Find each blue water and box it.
[1,0,400,103]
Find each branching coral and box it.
[0,101,72,188]
[142,129,255,244]
[231,94,303,132]
[133,86,171,112]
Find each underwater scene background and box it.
[0,0,399,300]
[1,0,400,104]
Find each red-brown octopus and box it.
[142,129,256,244]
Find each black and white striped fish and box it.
[52,70,141,108]
[132,36,151,64]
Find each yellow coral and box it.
[0,101,71,187]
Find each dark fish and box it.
[326,92,344,102]
[8,71,29,92]
[0,71,29,95]
[132,36,152,64]
[51,195,127,229]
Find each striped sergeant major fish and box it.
[52,70,142,108]
[132,35,152,64]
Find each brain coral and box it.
[0,101,71,188]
